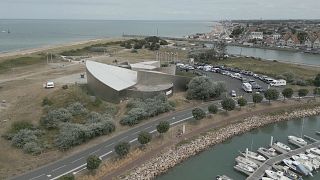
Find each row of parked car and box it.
[177,62,286,88]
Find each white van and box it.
[270,79,286,87]
[44,81,55,88]
[242,82,252,93]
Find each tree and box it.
[298,89,309,99]
[186,76,225,100]
[282,88,294,101]
[252,93,263,105]
[138,131,152,145]
[86,155,102,171]
[208,104,218,114]
[58,174,75,180]
[315,74,320,87]
[264,89,279,103]
[192,108,206,120]
[237,97,247,109]
[314,87,320,98]
[221,98,236,111]
[115,142,130,157]
[156,121,170,134]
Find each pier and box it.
[246,141,320,180]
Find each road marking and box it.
[72,167,87,175]
[50,164,86,180]
[170,116,193,126]
[118,136,128,142]
[70,157,84,164]
[30,174,45,180]
[52,165,66,172]
[144,126,152,130]
[89,149,100,155]
[129,138,138,143]
[105,142,114,148]
[132,131,140,135]
[47,174,52,177]
[149,129,157,133]
[99,150,113,159]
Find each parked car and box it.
[231,90,237,97]
[44,81,55,89]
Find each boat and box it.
[292,155,314,172]
[309,147,320,156]
[274,141,291,151]
[216,175,233,180]
[288,136,307,146]
[298,153,320,169]
[306,152,320,166]
[292,160,313,176]
[265,170,291,180]
[283,159,310,176]
[261,177,273,180]
[235,156,259,169]
[258,147,278,157]
[234,163,255,173]
[272,165,300,180]
[241,150,266,162]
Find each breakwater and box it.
[121,106,320,180]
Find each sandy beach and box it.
[0,37,123,59]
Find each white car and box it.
[44,81,55,88]
[231,90,236,97]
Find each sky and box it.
[1,0,320,20]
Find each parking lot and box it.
[176,63,286,102]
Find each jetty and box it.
[246,141,320,180]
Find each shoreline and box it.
[121,104,320,179]
[0,37,123,59]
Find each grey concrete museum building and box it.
[86,60,190,103]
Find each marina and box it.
[157,116,320,180]
[231,134,320,180]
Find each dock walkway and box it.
[246,141,320,180]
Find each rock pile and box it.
[122,106,320,180]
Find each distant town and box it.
[187,20,320,54]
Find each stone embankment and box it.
[121,106,320,180]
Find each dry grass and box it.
[217,58,319,80]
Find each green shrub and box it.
[208,104,218,114]
[41,108,72,129]
[67,102,88,116]
[221,98,236,111]
[115,142,130,157]
[86,155,102,171]
[192,108,206,120]
[156,121,170,134]
[138,131,152,145]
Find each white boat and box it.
[216,175,233,180]
[306,152,320,167]
[241,150,266,162]
[292,155,314,172]
[258,147,278,157]
[235,156,259,169]
[309,147,320,156]
[234,162,255,173]
[298,153,320,169]
[274,141,291,151]
[261,177,273,180]
[265,170,291,180]
[288,136,307,146]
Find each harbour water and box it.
[157,116,320,180]
[227,46,320,66]
[0,19,212,53]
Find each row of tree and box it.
[120,36,168,51]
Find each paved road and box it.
[12,102,214,180]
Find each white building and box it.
[250,32,263,40]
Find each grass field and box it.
[0,54,46,74]
[216,57,319,80]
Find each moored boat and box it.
[288,136,307,147]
